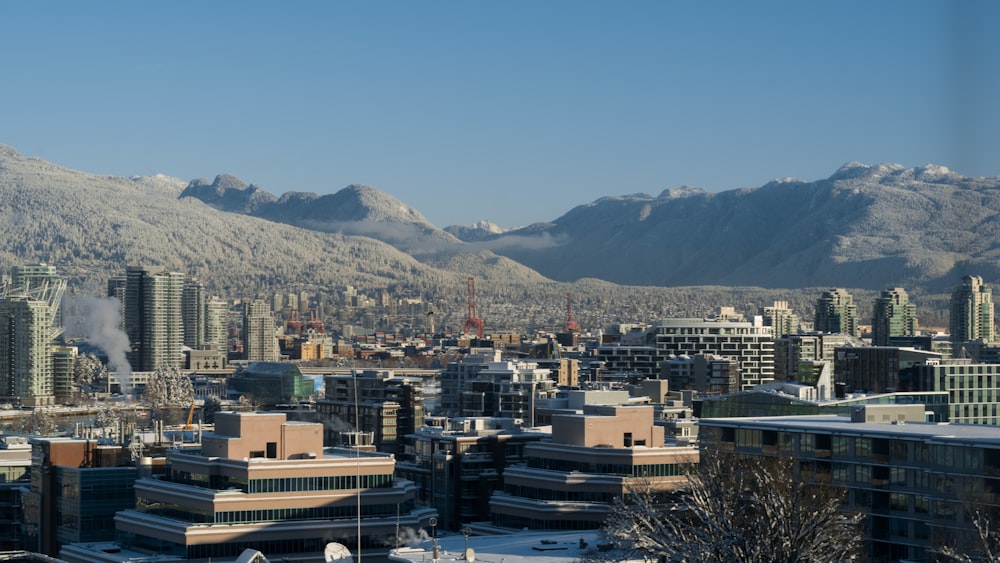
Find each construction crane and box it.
[287,309,303,334]
[183,401,197,431]
[463,277,484,338]
[306,308,324,333]
[564,291,581,333]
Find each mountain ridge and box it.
[454,162,1000,292]
[1,142,996,329]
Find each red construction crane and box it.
[564,291,581,332]
[463,277,484,338]
[286,309,303,334]
[306,308,324,333]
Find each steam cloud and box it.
[63,295,133,384]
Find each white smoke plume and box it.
[377,527,433,549]
[62,295,133,384]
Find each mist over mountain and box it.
[444,220,510,242]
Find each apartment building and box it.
[649,318,775,390]
[123,266,186,372]
[699,406,1000,562]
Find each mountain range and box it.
[178,159,1000,296]
[3,143,998,327]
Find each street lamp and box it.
[429,517,438,562]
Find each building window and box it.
[798,433,815,454]
[832,436,848,456]
[737,429,761,449]
[854,437,871,458]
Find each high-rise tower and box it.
[205,297,229,357]
[950,275,995,346]
[762,301,800,338]
[182,278,206,350]
[872,287,918,346]
[0,264,66,406]
[124,266,186,372]
[815,288,859,337]
[244,299,278,362]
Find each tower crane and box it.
[463,277,484,338]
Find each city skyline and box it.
[3,1,999,228]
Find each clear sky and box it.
[3,1,998,228]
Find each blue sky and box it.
[3,1,998,228]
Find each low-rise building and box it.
[20,438,137,557]
[489,404,697,531]
[900,359,1000,424]
[226,362,314,407]
[317,370,425,455]
[67,412,435,562]
[699,407,1000,562]
[396,417,546,531]
[0,436,31,550]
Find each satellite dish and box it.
[324,542,354,563]
[464,548,476,562]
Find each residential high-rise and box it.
[244,299,278,362]
[123,266,185,372]
[761,301,800,338]
[204,297,229,357]
[12,262,66,330]
[11,263,63,299]
[181,278,205,350]
[871,287,918,346]
[0,264,66,406]
[0,298,57,406]
[814,288,859,337]
[949,275,995,347]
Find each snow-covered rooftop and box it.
[388,530,609,563]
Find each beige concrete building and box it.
[64,412,435,562]
[489,405,697,530]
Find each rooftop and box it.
[701,414,1000,444]
[388,530,607,563]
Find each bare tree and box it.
[935,482,1000,563]
[598,451,863,563]
[29,409,60,436]
[935,508,1000,563]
